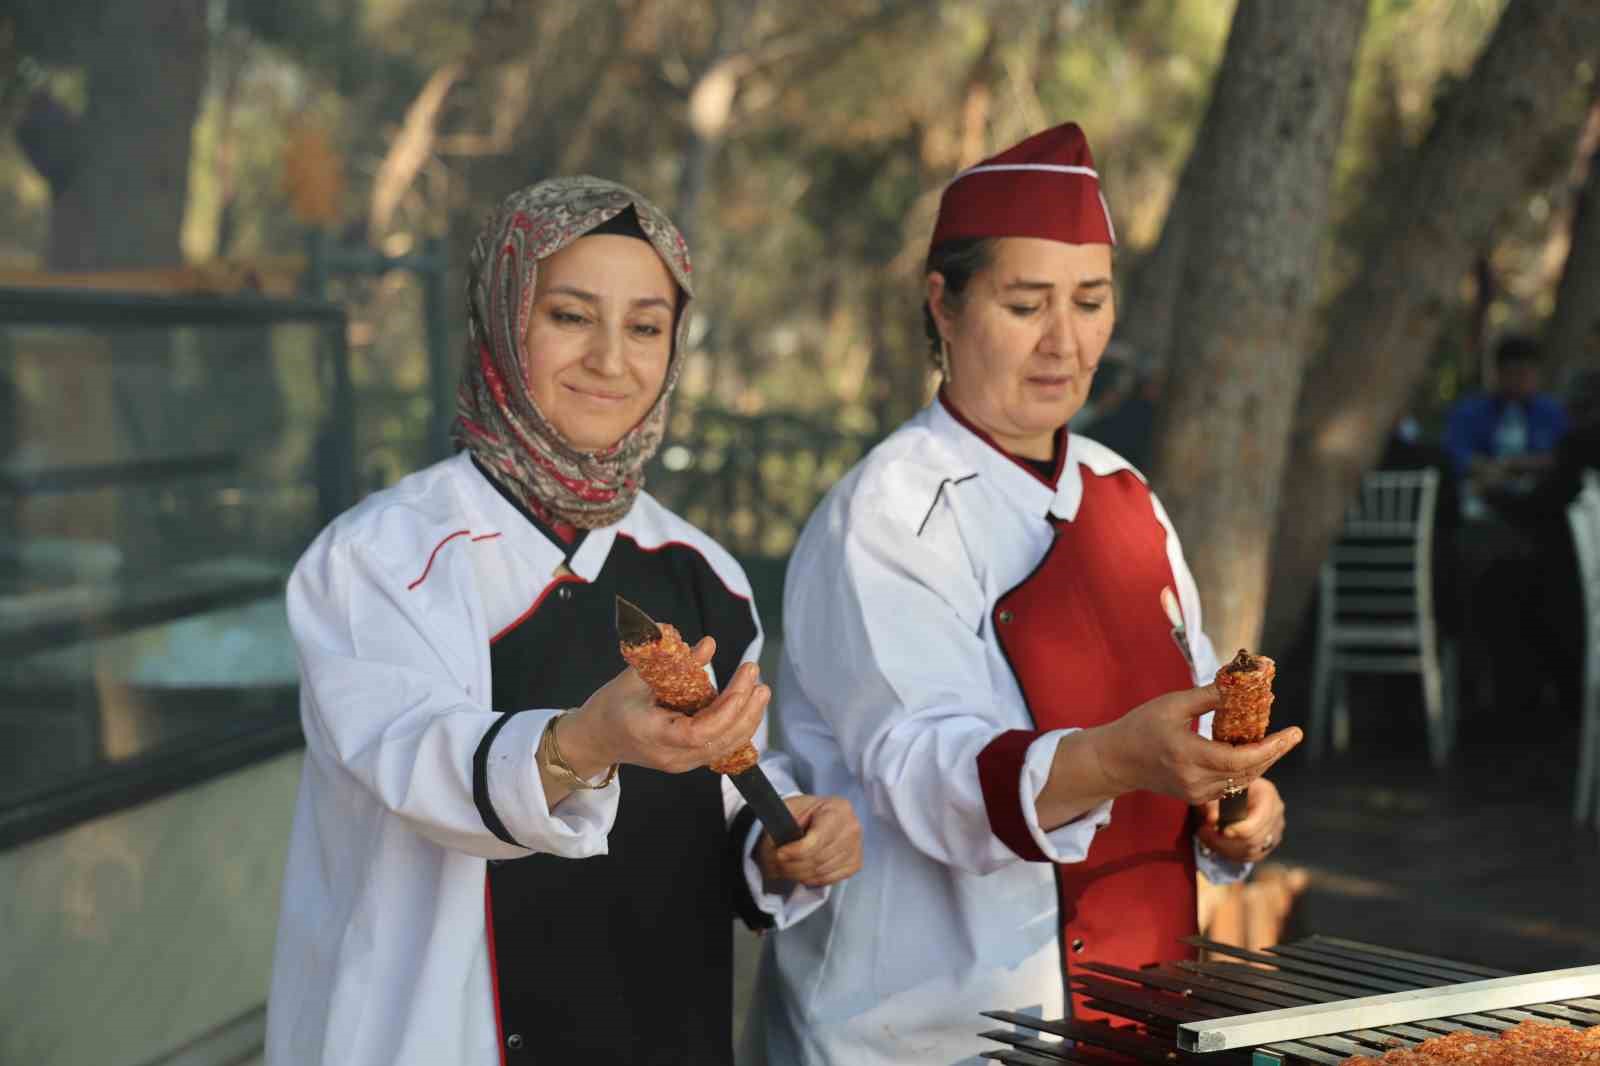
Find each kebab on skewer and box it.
[1213,648,1277,827]
[616,596,802,844]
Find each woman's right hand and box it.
[1091,683,1302,805]
[559,636,771,775]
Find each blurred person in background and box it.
[1446,335,1572,720]
[1487,368,1600,725]
[749,122,1300,1066]
[1445,333,1570,516]
[266,177,861,1066]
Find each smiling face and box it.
[523,233,678,452]
[928,237,1115,459]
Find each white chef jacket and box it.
[750,396,1246,1066]
[265,451,823,1066]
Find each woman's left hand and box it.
[755,795,864,888]
[1195,777,1286,865]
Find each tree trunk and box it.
[1263,0,1600,645]
[27,0,211,574]
[1545,107,1600,385]
[1146,0,1367,655]
[45,0,208,270]
[1117,82,1222,378]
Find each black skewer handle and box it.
[729,764,805,846]
[1217,788,1249,829]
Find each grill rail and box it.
[979,936,1600,1064]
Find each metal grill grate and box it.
[979,935,1600,1064]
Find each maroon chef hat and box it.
[928,122,1116,254]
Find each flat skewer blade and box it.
[615,595,662,648]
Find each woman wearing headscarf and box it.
[749,124,1302,1065]
[266,177,862,1066]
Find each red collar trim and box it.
[938,388,1067,489]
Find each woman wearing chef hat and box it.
[750,123,1302,1065]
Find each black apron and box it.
[478,525,758,1066]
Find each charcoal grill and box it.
[978,935,1600,1064]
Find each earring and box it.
[938,338,952,380]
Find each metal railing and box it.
[646,406,882,624]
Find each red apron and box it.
[993,469,1199,1021]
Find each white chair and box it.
[1565,469,1600,827]
[1309,469,1457,768]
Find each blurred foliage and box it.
[1,0,1592,536]
[281,120,346,225]
[648,408,879,561]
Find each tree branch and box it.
[368,62,463,239]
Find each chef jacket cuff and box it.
[1022,729,1112,863]
[734,802,829,931]
[1196,838,1251,885]
[477,708,619,858]
[978,728,1112,863]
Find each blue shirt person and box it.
[1444,334,1569,505]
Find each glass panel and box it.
[0,598,297,808]
[0,299,351,839]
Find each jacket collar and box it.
[930,393,1085,522]
[460,451,619,581]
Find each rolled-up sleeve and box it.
[728,740,831,929]
[738,803,829,929]
[289,537,619,861]
[974,723,1119,865]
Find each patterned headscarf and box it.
[453,176,694,529]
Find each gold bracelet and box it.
[538,712,618,790]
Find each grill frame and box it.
[978,935,1600,1064]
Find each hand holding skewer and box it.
[1197,777,1287,864]
[557,635,769,777]
[1090,683,1301,806]
[1036,683,1301,831]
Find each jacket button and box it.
[998,609,1014,624]
[557,585,572,601]
[1071,937,1085,953]
[507,1033,523,1050]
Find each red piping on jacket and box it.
[408,530,471,590]
[614,532,752,603]
[490,573,587,644]
[485,876,509,1066]
[408,529,503,590]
